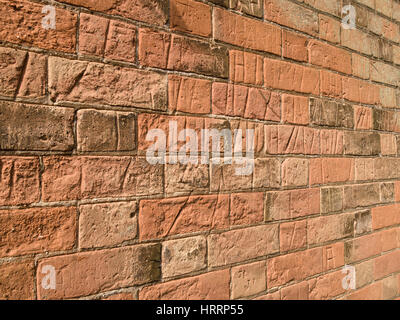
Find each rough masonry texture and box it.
[0,0,400,300]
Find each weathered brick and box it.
[230,50,263,85]
[212,82,280,121]
[308,213,354,245]
[345,229,398,263]
[280,220,307,252]
[265,0,318,36]
[370,61,400,86]
[267,247,323,288]
[0,157,40,206]
[0,260,35,299]
[77,109,136,152]
[355,260,374,289]
[208,224,279,267]
[0,48,46,99]
[265,188,320,221]
[42,156,163,201]
[354,210,372,236]
[344,183,381,209]
[0,207,76,257]
[321,187,344,213]
[282,94,309,125]
[308,40,351,74]
[230,192,264,226]
[214,8,281,55]
[60,0,168,25]
[354,106,372,130]
[169,75,211,114]
[231,261,267,299]
[0,0,77,52]
[344,132,381,156]
[281,158,308,187]
[48,57,167,110]
[79,14,137,63]
[162,236,206,278]
[139,269,230,299]
[352,54,370,79]
[319,14,340,43]
[0,101,74,151]
[37,244,161,299]
[264,58,320,95]
[320,70,342,98]
[282,30,308,62]
[79,201,138,249]
[230,0,263,17]
[310,98,354,128]
[139,195,229,240]
[308,270,345,300]
[138,29,228,78]
[165,163,209,194]
[346,282,382,300]
[373,109,400,133]
[281,281,309,300]
[382,275,399,300]
[170,0,211,37]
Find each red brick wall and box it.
[0,0,400,300]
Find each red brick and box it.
[139,195,229,240]
[265,0,318,36]
[48,57,167,110]
[282,30,308,62]
[281,281,309,300]
[169,75,211,114]
[42,156,163,201]
[280,220,307,252]
[0,260,35,299]
[139,269,230,300]
[309,158,354,185]
[320,70,343,98]
[308,270,346,300]
[319,14,340,44]
[267,247,323,288]
[212,83,280,121]
[320,130,344,154]
[374,250,400,280]
[308,213,354,245]
[231,261,267,299]
[77,109,136,152]
[208,224,279,267]
[354,106,372,130]
[170,0,211,37]
[0,157,40,206]
[380,134,397,156]
[0,207,76,257]
[214,8,281,55]
[0,48,46,99]
[230,192,264,226]
[0,101,74,151]
[282,94,309,125]
[79,14,137,63]
[322,242,345,272]
[264,58,320,95]
[230,50,264,85]
[138,29,228,77]
[0,0,77,52]
[265,188,320,221]
[308,40,351,74]
[60,0,167,25]
[346,282,382,300]
[37,244,160,299]
[162,236,206,278]
[79,201,138,249]
[281,158,308,187]
[372,204,400,230]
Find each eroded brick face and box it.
[1,0,399,301]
